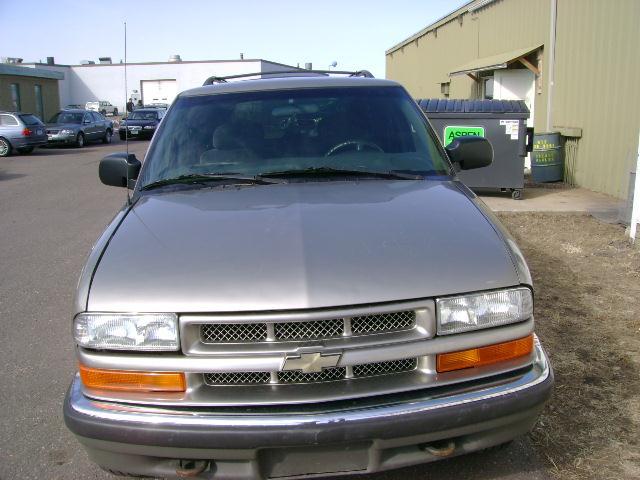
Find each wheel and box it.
[75,132,85,148]
[113,108,118,116]
[511,189,523,200]
[325,139,384,156]
[17,146,34,154]
[101,109,107,115]
[102,129,112,144]
[0,137,11,157]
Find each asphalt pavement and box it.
[0,138,550,480]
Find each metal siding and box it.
[0,75,60,121]
[386,0,549,131]
[552,0,640,198]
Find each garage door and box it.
[141,80,178,105]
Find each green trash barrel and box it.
[532,132,564,182]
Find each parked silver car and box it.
[46,110,113,147]
[0,111,47,157]
[64,73,553,479]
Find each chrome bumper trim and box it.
[68,338,550,428]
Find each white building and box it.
[21,57,299,113]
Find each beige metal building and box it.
[0,64,63,121]
[386,0,640,199]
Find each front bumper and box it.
[119,127,154,138]
[47,132,77,144]
[64,341,553,479]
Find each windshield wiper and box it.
[140,173,282,191]
[258,167,424,180]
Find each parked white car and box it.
[85,101,118,116]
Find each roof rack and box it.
[202,69,374,86]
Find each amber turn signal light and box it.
[79,364,186,392]
[437,334,534,373]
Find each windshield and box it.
[49,112,83,124]
[139,86,449,187]
[128,111,158,120]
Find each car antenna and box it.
[123,21,131,205]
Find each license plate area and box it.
[260,442,370,478]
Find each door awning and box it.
[449,45,542,77]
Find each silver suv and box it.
[64,72,553,479]
[0,111,47,157]
[85,100,118,116]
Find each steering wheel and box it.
[325,140,384,157]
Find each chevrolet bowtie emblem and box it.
[282,352,341,373]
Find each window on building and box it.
[10,84,21,111]
[483,77,494,99]
[34,85,44,120]
[440,82,450,97]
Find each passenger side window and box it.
[0,114,19,126]
[91,112,103,122]
[83,114,92,124]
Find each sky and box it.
[0,0,469,79]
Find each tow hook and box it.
[176,459,209,478]
[421,440,456,458]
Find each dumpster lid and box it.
[419,98,530,114]
[449,45,542,76]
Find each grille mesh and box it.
[275,319,343,340]
[203,371,271,385]
[353,358,418,377]
[277,367,347,384]
[201,323,267,343]
[203,358,417,386]
[351,311,416,334]
[199,310,416,344]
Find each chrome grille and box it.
[203,358,417,386]
[199,310,416,344]
[275,319,343,340]
[201,323,267,343]
[351,311,415,334]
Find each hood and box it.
[121,119,157,127]
[88,180,519,312]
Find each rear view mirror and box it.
[445,136,493,170]
[99,152,141,189]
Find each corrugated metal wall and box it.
[386,0,639,199]
[386,0,550,132]
[552,0,640,198]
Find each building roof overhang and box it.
[449,44,542,77]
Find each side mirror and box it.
[99,152,141,189]
[445,136,493,170]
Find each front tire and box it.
[101,109,107,115]
[75,132,85,148]
[113,108,118,116]
[0,137,11,157]
[102,129,112,144]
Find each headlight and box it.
[143,125,156,129]
[61,129,75,135]
[74,313,179,351]
[436,287,532,335]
